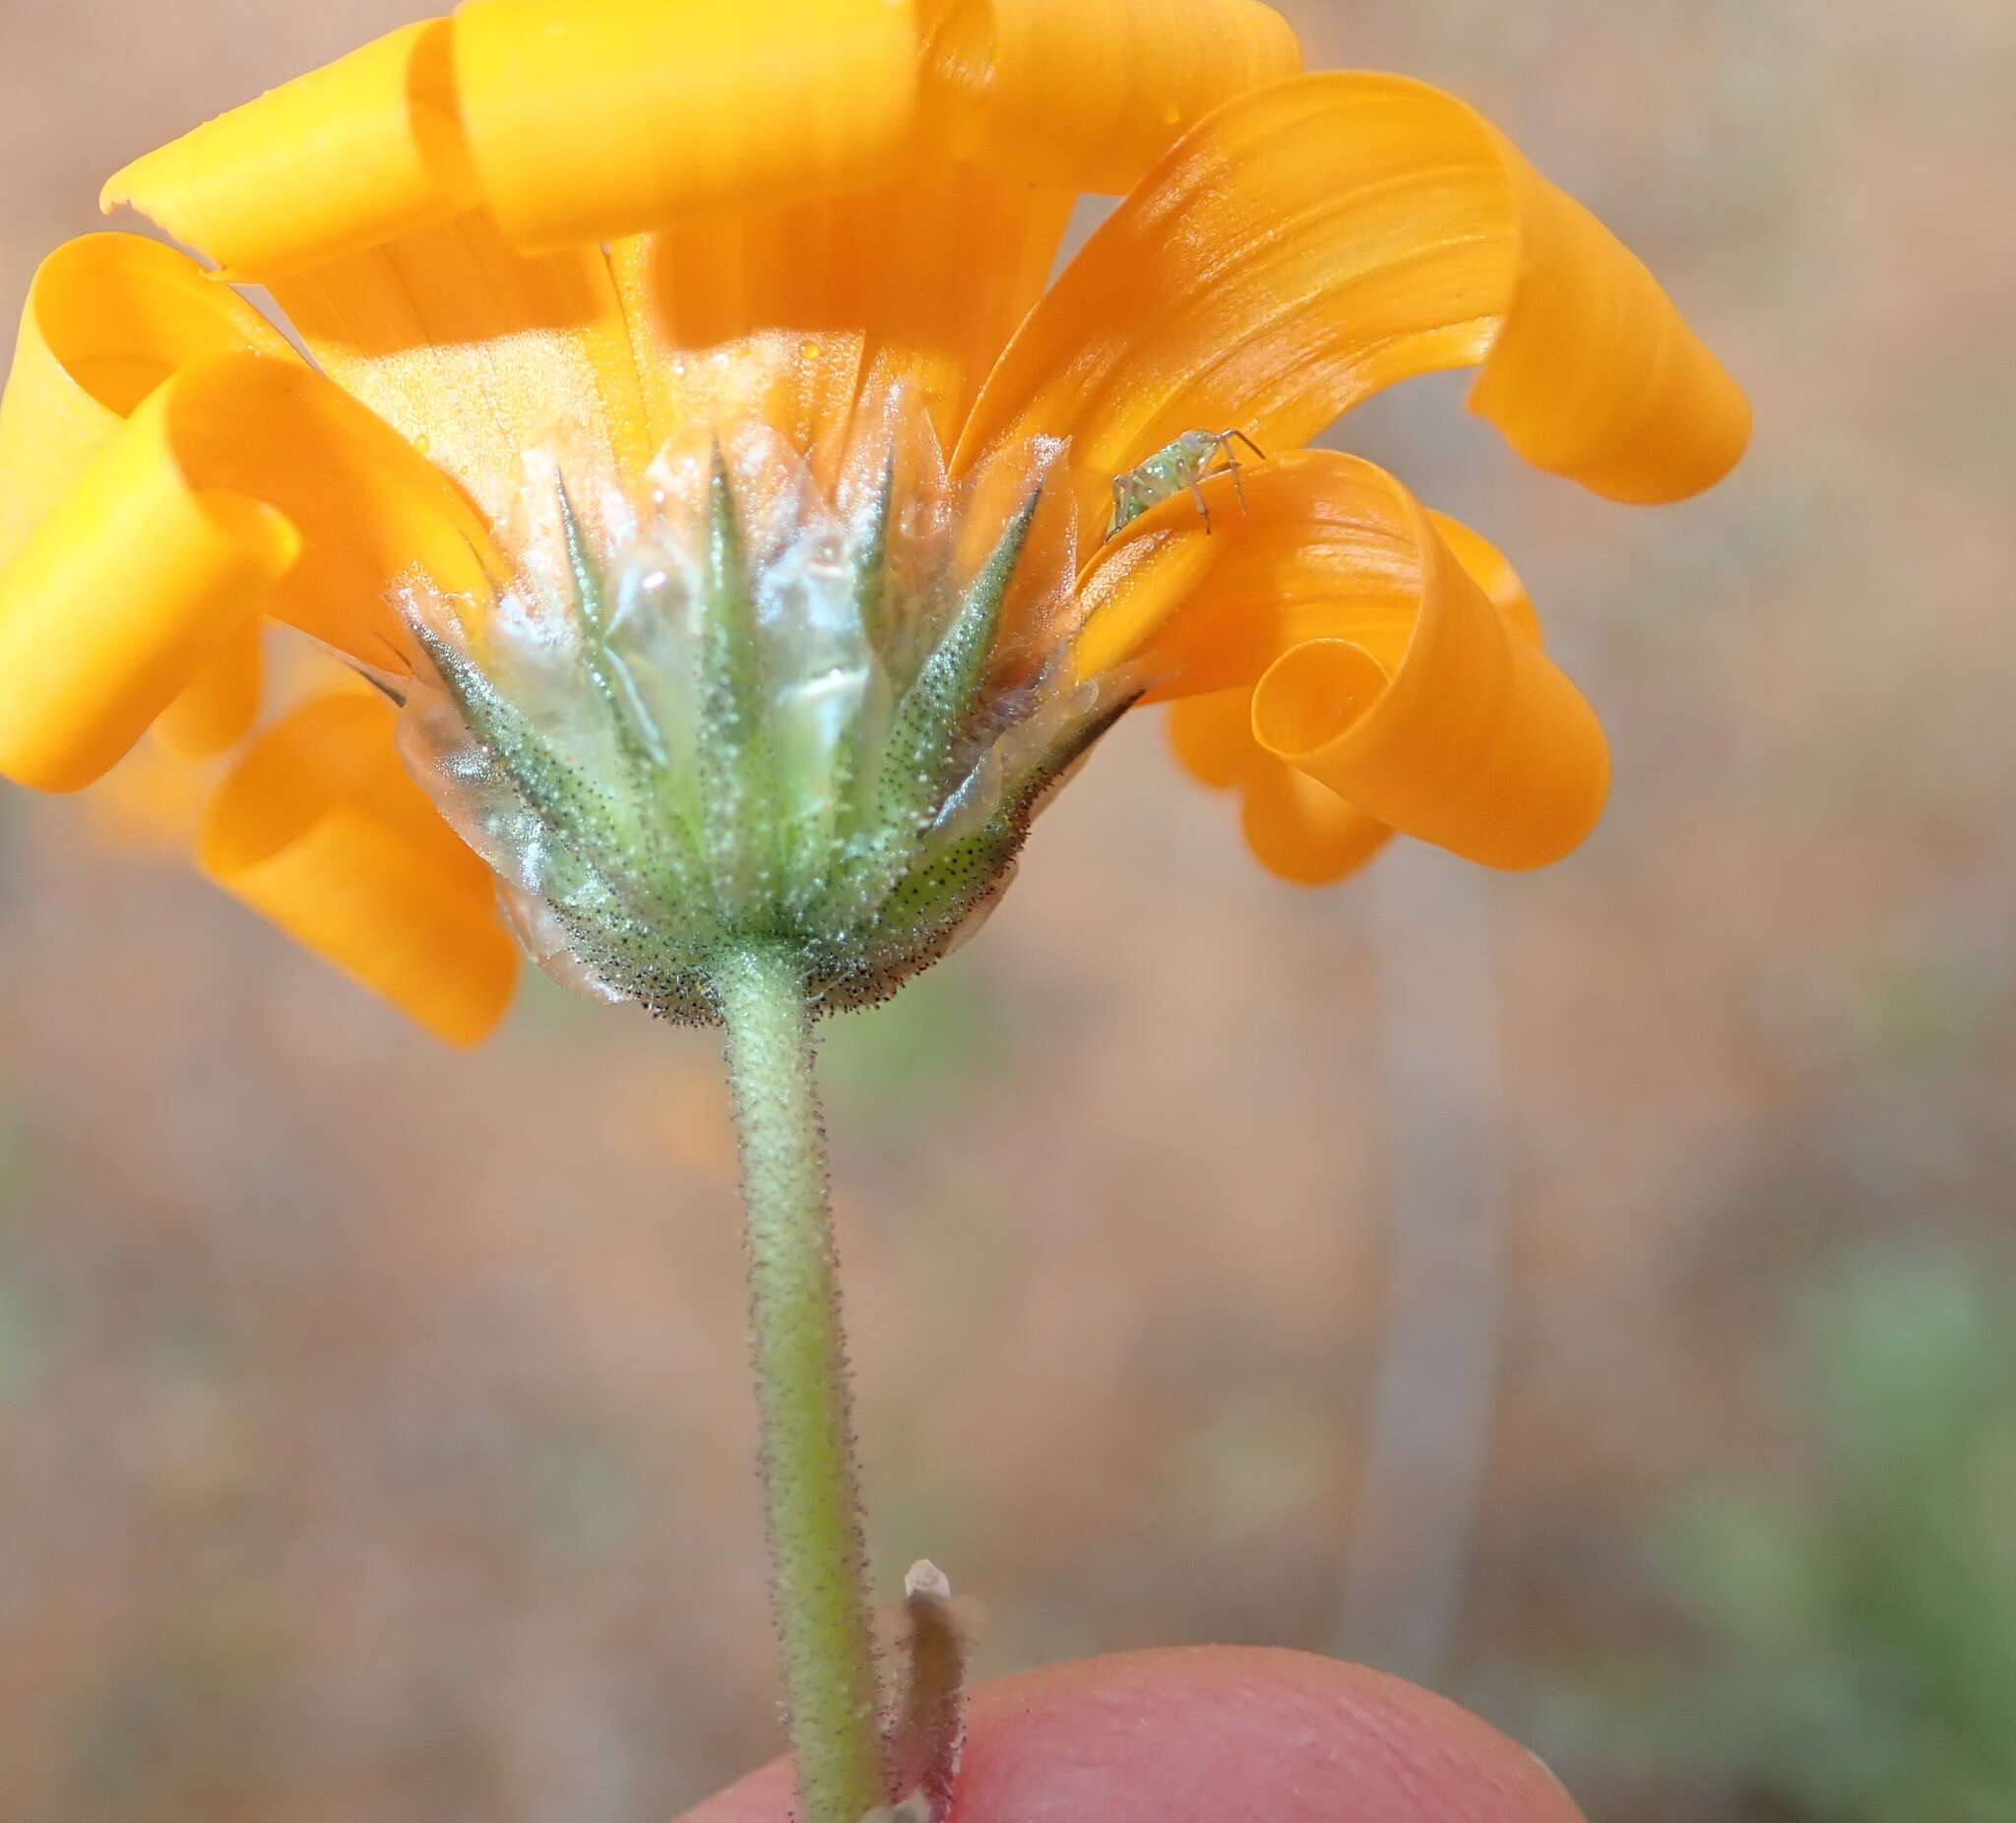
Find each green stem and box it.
[716,943,887,1823]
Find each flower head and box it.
[0,0,1747,1042]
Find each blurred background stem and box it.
[1340,848,1508,1684]
[716,945,886,1823]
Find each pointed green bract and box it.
[398,419,1124,1021]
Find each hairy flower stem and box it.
[716,943,887,1823]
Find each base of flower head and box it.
[507,776,1048,1024]
[396,402,1133,1023]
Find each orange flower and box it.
[0,0,1746,1044]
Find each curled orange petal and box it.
[958,71,1750,541]
[1254,461,1604,869]
[101,21,475,283]
[1073,466,1549,702]
[1099,451,1603,871]
[455,0,917,249]
[117,351,498,667]
[1074,451,1424,698]
[102,3,917,279]
[0,233,293,568]
[924,0,1299,194]
[1167,687,1263,791]
[156,619,266,759]
[0,386,297,793]
[0,345,503,790]
[1166,691,1392,886]
[82,735,223,857]
[0,240,300,781]
[202,693,518,1045]
[1241,762,1392,885]
[1423,509,1540,644]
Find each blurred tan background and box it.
[3,3,2013,1819]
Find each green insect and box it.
[1105,427,1266,538]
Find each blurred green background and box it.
[2,1,2013,1818]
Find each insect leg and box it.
[1106,475,1132,538]
[1189,480,1213,534]
[1198,458,1251,517]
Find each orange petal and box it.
[0,233,293,568]
[1423,509,1540,645]
[1074,452,1426,699]
[156,618,265,759]
[83,735,223,857]
[1254,460,1605,869]
[1071,505,1228,689]
[272,214,650,526]
[133,352,501,666]
[202,692,519,1045]
[603,0,1289,454]
[1152,483,1557,881]
[101,21,476,283]
[0,384,296,792]
[851,158,1078,449]
[922,0,1299,194]
[1074,462,1554,700]
[454,0,917,249]
[1105,451,1603,871]
[1241,763,1393,885]
[160,348,499,660]
[1167,688,1263,791]
[613,157,1073,463]
[1166,691,1392,886]
[0,348,504,790]
[957,72,1750,542]
[103,4,917,279]
[609,222,877,467]
[0,238,299,781]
